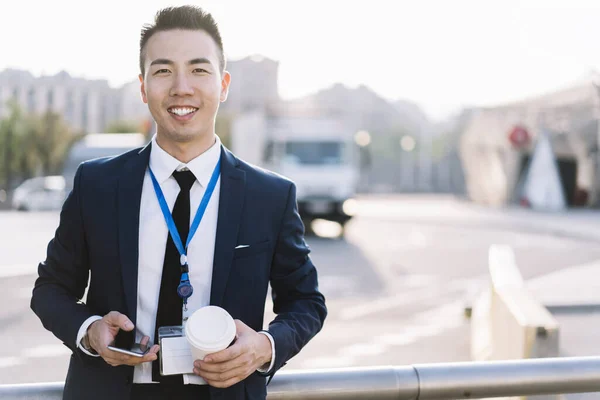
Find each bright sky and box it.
[2,0,600,121]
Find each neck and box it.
[156,133,217,163]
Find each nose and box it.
[170,73,194,97]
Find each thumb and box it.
[105,311,134,331]
[234,319,250,334]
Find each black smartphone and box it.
[107,342,150,358]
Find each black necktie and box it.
[152,170,196,384]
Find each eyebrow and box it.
[150,58,213,67]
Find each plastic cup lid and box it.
[185,306,236,350]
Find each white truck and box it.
[63,133,148,189]
[231,111,359,232]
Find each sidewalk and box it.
[527,264,600,400]
[486,206,600,399]
[476,205,600,242]
[527,260,600,309]
[358,194,600,242]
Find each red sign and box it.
[508,125,530,148]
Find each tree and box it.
[0,101,25,188]
[0,104,82,190]
[216,113,233,148]
[105,120,143,134]
[30,111,83,175]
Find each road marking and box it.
[22,344,70,359]
[338,274,486,321]
[377,333,417,346]
[372,300,465,346]
[302,355,356,369]
[304,298,468,369]
[0,356,25,368]
[338,278,478,321]
[0,264,38,278]
[0,344,71,369]
[343,343,386,357]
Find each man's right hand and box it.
[87,311,159,367]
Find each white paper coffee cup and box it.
[185,306,236,361]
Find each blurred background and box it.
[3,0,600,395]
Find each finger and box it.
[104,311,134,331]
[141,349,159,363]
[104,349,144,364]
[203,343,243,363]
[119,353,156,366]
[104,351,155,366]
[103,355,125,366]
[106,350,134,364]
[140,336,150,347]
[103,311,122,325]
[205,376,242,389]
[233,319,249,332]
[101,350,125,366]
[196,354,246,373]
[195,364,248,382]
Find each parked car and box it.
[11,176,67,211]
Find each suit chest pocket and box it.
[233,240,271,259]
[228,240,272,311]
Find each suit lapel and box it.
[118,144,151,322]
[210,146,246,307]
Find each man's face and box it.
[139,29,230,144]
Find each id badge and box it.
[158,325,194,376]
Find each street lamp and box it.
[398,135,417,191]
[354,130,371,147]
[354,130,371,193]
[400,135,416,152]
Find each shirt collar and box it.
[149,134,221,188]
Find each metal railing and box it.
[2,356,600,399]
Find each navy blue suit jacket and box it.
[31,143,327,400]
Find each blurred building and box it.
[0,56,279,135]
[221,55,280,114]
[0,59,468,197]
[460,78,600,207]
[0,69,150,133]
[0,69,115,133]
[116,80,152,128]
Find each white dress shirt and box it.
[75,135,275,384]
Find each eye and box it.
[154,69,170,75]
[193,68,209,74]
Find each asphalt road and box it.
[2,195,600,385]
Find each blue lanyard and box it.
[148,158,221,307]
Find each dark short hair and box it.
[139,6,225,77]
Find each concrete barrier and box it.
[471,245,561,400]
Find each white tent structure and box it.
[520,133,567,211]
[460,77,600,208]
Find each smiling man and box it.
[140,27,228,162]
[31,6,326,400]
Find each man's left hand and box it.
[193,320,272,388]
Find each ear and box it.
[220,71,231,102]
[139,74,148,104]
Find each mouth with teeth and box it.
[168,106,198,120]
